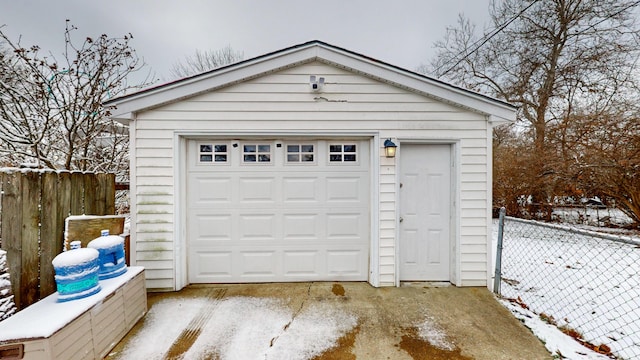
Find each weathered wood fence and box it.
[0,170,115,311]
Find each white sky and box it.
[1,0,492,83]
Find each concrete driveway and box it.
[106,282,551,359]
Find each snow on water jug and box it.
[87,230,127,280]
[52,248,101,302]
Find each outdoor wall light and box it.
[384,138,397,158]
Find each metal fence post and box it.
[493,207,506,294]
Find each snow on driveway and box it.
[113,296,357,360]
[416,315,454,351]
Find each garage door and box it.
[187,139,370,283]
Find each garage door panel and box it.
[190,251,233,280]
[283,213,320,240]
[326,213,365,239]
[239,177,277,203]
[327,250,365,276]
[239,214,277,240]
[190,176,233,205]
[194,214,232,241]
[240,251,278,277]
[283,251,320,276]
[326,177,364,202]
[191,246,368,282]
[188,139,370,283]
[283,177,319,202]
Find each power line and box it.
[438,0,541,77]
[438,0,640,78]
[579,0,640,33]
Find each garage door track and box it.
[106,282,551,359]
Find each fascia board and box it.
[488,114,516,126]
[109,46,321,120]
[111,112,134,123]
[314,46,517,123]
[110,42,516,123]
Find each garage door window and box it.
[329,144,357,163]
[243,144,272,163]
[286,144,315,163]
[198,143,228,164]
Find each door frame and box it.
[174,131,380,290]
[395,139,460,286]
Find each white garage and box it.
[106,41,516,290]
[187,139,370,282]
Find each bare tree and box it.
[428,0,640,216]
[0,21,152,174]
[169,45,244,79]
[551,104,640,226]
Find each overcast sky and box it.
[2,0,492,83]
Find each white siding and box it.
[133,61,491,289]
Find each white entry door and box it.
[399,144,451,281]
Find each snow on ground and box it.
[494,218,640,359]
[416,315,454,351]
[552,206,634,228]
[0,267,143,340]
[0,249,16,321]
[113,296,357,360]
[501,299,611,360]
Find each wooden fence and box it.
[0,170,115,311]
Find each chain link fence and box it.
[494,210,640,359]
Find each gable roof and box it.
[105,40,516,123]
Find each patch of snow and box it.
[115,296,358,360]
[0,267,142,340]
[0,249,16,321]
[552,206,634,227]
[501,300,610,360]
[0,168,98,175]
[0,279,10,288]
[493,218,640,359]
[51,248,99,267]
[87,234,124,249]
[64,214,127,222]
[123,215,130,235]
[114,297,210,359]
[0,296,16,321]
[416,315,454,350]
[258,302,358,359]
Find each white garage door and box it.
[187,139,370,283]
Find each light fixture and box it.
[384,138,397,158]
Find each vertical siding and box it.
[134,61,491,289]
